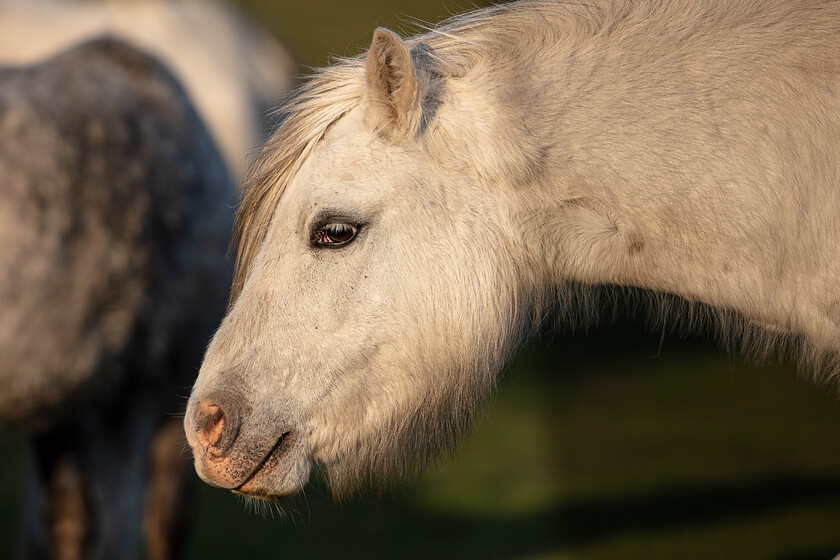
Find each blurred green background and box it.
[2,1,840,559]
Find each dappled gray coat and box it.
[0,38,234,559]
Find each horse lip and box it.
[234,431,293,493]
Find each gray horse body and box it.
[0,38,233,558]
[186,0,840,502]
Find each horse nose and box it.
[190,397,241,456]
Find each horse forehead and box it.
[301,136,412,196]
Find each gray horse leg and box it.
[144,416,194,560]
[23,450,90,560]
[24,390,171,560]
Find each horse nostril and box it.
[193,399,239,455]
[196,404,225,448]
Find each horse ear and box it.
[365,27,420,137]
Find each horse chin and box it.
[234,432,311,499]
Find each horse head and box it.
[185,28,531,498]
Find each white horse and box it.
[0,0,295,178]
[185,0,840,500]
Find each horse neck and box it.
[482,11,840,349]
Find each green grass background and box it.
[2,1,840,558]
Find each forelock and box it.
[229,60,368,304]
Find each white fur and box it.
[187,0,840,498]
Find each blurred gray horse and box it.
[0,38,234,559]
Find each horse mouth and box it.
[235,431,294,496]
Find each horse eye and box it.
[314,222,358,247]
